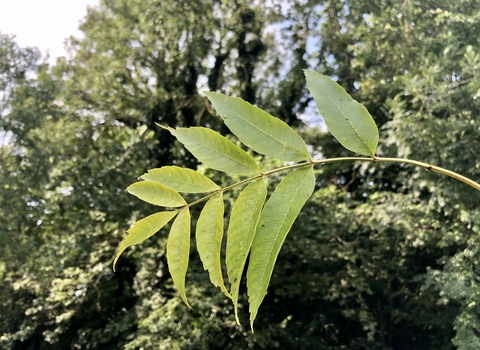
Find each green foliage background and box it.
[1,0,480,349]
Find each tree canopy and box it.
[1,0,480,348]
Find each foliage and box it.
[2,0,480,348]
[113,72,479,331]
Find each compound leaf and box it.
[113,211,178,271]
[305,70,378,157]
[196,193,231,298]
[127,181,186,207]
[162,126,261,175]
[140,166,220,193]
[247,166,315,330]
[167,207,192,308]
[226,179,267,324]
[205,92,311,162]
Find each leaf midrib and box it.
[249,172,310,303]
[146,175,218,191]
[129,182,186,206]
[317,83,372,155]
[186,131,260,173]
[222,104,309,160]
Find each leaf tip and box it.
[182,296,193,310]
[303,69,315,79]
[112,252,121,272]
[223,288,233,300]
[155,123,172,131]
[203,90,215,98]
[234,305,241,325]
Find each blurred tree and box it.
[0,32,156,348]
[297,0,480,348]
[2,0,480,349]
[0,0,312,348]
[0,33,41,114]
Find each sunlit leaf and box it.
[140,166,220,193]
[205,92,311,162]
[226,179,267,324]
[113,211,178,271]
[167,207,192,308]
[305,70,378,157]
[161,126,262,175]
[247,166,315,330]
[196,193,231,298]
[127,181,186,207]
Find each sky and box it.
[0,0,324,128]
[0,0,99,60]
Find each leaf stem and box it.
[310,156,375,166]
[185,175,262,208]
[310,156,480,191]
[185,156,480,209]
[374,157,480,191]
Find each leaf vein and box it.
[316,85,371,155]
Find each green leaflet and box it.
[247,166,315,330]
[113,211,178,271]
[162,126,262,175]
[196,193,231,298]
[205,92,311,162]
[167,207,191,308]
[305,70,379,157]
[140,166,220,193]
[127,181,186,207]
[226,179,267,324]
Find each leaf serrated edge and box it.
[159,124,262,175]
[167,207,192,308]
[304,70,378,157]
[226,179,267,324]
[205,92,311,162]
[113,211,179,271]
[196,193,232,299]
[140,166,220,193]
[247,166,315,331]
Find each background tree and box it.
[1,0,480,348]
[298,0,480,348]
[0,0,310,348]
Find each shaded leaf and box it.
[205,92,311,161]
[127,181,186,207]
[140,166,220,193]
[167,207,192,308]
[196,193,231,298]
[226,179,267,324]
[247,166,315,330]
[161,126,262,175]
[305,70,378,157]
[113,211,178,271]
